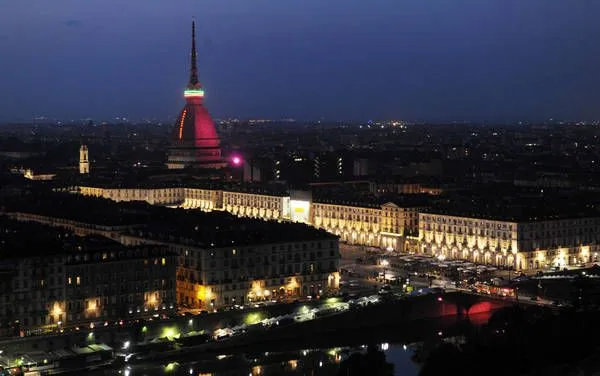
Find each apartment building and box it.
[419,211,600,270]
[3,194,340,311]
[76,184,428,251]
[0,219,176,334]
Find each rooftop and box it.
[135,206,336,248]
[0,218,167,260]
[0,193,150,226]
[1,192,336,248]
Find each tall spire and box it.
[189,19,200,88]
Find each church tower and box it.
[79,145,90,174]
[167,20,226,170]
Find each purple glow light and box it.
[232,156,242,166]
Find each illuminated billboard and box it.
[290,199,310,223]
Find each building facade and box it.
[117,227,340,310]
[311,201,381,247]
[419,212,600,270]
[5,202,339,311]
[77,184,423,251]
[0,220,176,335]
[64,244,177,323]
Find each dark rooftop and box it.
[0,218,166,260]
[0,193,150,226]
[132,206,336,248]
[1,192,336,248]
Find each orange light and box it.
[178,109,188,140]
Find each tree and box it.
[337,345,394,376]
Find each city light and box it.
[165,362,179,372]
[244,312,263,325]
[184,89,205,98]
[161,327,180,340]
[230,155,243,167]
[178,109,187,140]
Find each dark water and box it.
[86,311,495,376]
[89,343,418,376]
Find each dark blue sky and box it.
[1,0,600,122]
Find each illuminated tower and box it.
[79,145,89,174]
[167,20,226,169]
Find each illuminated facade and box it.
[380,202,420,252]
[23,169,56,181]
[222,190,288,220]
[79,145,89,174]
[167,21,226,170]
[79,186,185,206]
[312,202,381,247]
[137,236,341,310]
[419,213,600,270]
[76,185,423,251]
[182,188,222,211]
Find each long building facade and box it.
[419,212,600,270]
[5,199,340,311]
[76,185,600,271]
[77,185,423,252]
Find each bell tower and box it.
[79,145,90,174]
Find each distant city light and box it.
[231,155,243,167]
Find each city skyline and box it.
[1,0,600,122]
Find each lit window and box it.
[68,277,72,285]
[76,276,81,285]
[161,258,166,266]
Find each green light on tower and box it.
[184,89,205,98]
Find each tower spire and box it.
[189,18,200,88]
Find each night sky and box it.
[1,0,600,122]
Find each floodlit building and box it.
[419,210,600,270]
[79,145,89,174]
[76,183,427,251]
[311,200,381,247]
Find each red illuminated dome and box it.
[167,20,226,170]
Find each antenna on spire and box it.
[189,18,200,87]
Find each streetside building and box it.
[2,193,340,310]
[75,183,429,251]
[0,219,176,336]
[118,211,340,310]
[419,204,600,270]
